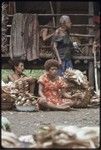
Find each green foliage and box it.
[2,117,11,132]
[1,69,11,83]
[1,69,44,83]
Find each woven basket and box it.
[2,101,14,110]
[1,89,16,110]
[16,105,38,112]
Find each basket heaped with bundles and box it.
[2,81,17,110]
[63,69,94,107]
[14,78,39,111]
[2,80,39,111]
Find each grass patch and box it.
[1,69,44,83]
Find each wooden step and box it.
[1,54,94,60]
[6,43,93,48]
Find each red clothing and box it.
[38,73,67,105]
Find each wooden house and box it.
[1,1,100,88]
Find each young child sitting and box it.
[38,59,74,111]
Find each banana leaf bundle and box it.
[34,125,99,148]
[1,130,35,148]
[1,124,99,148]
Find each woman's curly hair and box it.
[44,59,60,71]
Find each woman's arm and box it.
[38,83,46,99]
[53,42,62,65]
[8,74,16,82]
[22,76,35,83]
[62,88,72,99]
[42,28,54,41]
[62,88,83,100]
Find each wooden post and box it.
[93,43,99,95]
[88,2,94,87]
[8,2,16,14]
[56,2,61,26]
[49,1,55,27]
[1,2,9,54]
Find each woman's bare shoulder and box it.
[7,72,15,82]
[39,73,47,80]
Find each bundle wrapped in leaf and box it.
[63,69,94,107]
[1,124,99,148]
[34,124,99,148]
[1,130,35,148]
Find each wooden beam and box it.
[8,13,94,17]
[2,54,94,61]
[70,33,94,37]
[37,14,94,17]
[72,56,94,60]
[6,34,95,38]
[72,24,95,27]
[39,24,95,28]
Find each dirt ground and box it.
[2,108,100,137]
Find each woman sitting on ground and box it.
[8,58,36,95]
[38,59,75,111]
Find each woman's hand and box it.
[23,77,35,83]
[62,89,72,99]
[72,93,83,99]
[58,58,62,66]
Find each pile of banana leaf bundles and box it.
[63,69,94,108]
[2,80,39,112]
